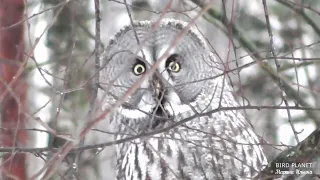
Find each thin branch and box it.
[73,0,102,174]
[191,0,320,124]
[276,0,320,37]
[262,0,299,143]
[0,105,319,153]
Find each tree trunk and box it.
[0,0,27,179]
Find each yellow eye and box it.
[168,61,180,72]
[133,63,146,75]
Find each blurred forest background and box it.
[1,0,320,179]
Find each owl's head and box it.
[100,19,220,123]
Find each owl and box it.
[98,19,267,180]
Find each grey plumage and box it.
[99,19,267,179]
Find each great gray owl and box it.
[99,19,267,180]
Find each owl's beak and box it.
[152,74,165,100]
[155,81,161,98]
[151,76,168,128]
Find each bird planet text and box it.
[275,163,312,168]
[274,163,313,175]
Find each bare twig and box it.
[191,0,320,124]
[262,0,299,143]
[0,105,319,154]
[73,0,102,174]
